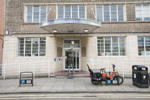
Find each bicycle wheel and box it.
[91,80,99,85]
[113,76,124,85]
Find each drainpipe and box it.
[1,0,7,78]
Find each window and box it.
[57,5,85,19]
[96,5,125,22]
[136,4,150,21]
[138,36,150,56]
[18,38,46,56]
[64,40,80,48]
[104,5,110,22]
[97,37,126,56]
[25,6,46,23]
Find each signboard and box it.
[40,19,101,27]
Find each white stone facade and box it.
[2,33,150,77]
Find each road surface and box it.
[0,93,150,100]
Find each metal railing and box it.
[0,58,150,79]
[1,61,51,80]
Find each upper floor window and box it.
[18,37,46,56]
[96,5,125,22]
[136,4,150,21]
[138,36,150,56]
[25,6,47,23]
[57,5,85,19]
[97,37,126,56]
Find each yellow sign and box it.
[71,41,74,45]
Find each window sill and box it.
[23,22,40,25]
[138,55,150,57]
[17,56,46,58]
[97,56,126,57]
[102,21,150,24]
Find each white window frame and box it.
[138,36,150,56]
[135,4,150,21]
[24,6,47,23]
[18,37,46,57]
[97,37,126,56]
[96,5,125,22]
[56,5,86,19]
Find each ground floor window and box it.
[97,37,126,56]
[138,36,150,56]
[18,37,46,56]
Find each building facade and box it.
[0,0,4,75]
[3,0,150,77]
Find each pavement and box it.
[0,76,150,94]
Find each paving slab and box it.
[0,77,150,94]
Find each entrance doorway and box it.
[63,39,80,71]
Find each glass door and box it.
[63,39,80,71]
[64,49,80,70]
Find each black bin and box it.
[132,65,149,88]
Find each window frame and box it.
[24,6,47,23]
[138,36,150,56]
[97,36,126,56]
[96,5,126,22]
[135,4,150,21]
[18,37,46,57]
[56,5,86,19]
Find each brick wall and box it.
[0,0,4,65]
[5,0,150,34]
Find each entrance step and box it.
[53,71,89,77]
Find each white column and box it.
[86,36,97,68]
[47,36,57,74]
[126,34,138,59]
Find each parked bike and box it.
[87,64,124,85]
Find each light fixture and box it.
[84,29,89,32]
[52,29,57,33]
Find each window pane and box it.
[32,38,39,56]
[118,5,124,21]
[58,6,64,19]
[79,5,85,18]
[40,6,46,22]
[27,6,32,22]
[111,5,117,21]
[65,6,71,18]
[138,37,145,55]
[112,37,118,56]
[143,4,150,21]
[40,38,46,56]
[105,37,111,56]
[72,6,78,18]
[33,6,40,22]
[64,40,80,48]
[136,4,142,21]
[145,37,150,55]
[96,5,103,21]
[104,5,110,22]
[97,37,104,56]
[119,37,125,55]
[18,38,24,56]
[25,38,31,56]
